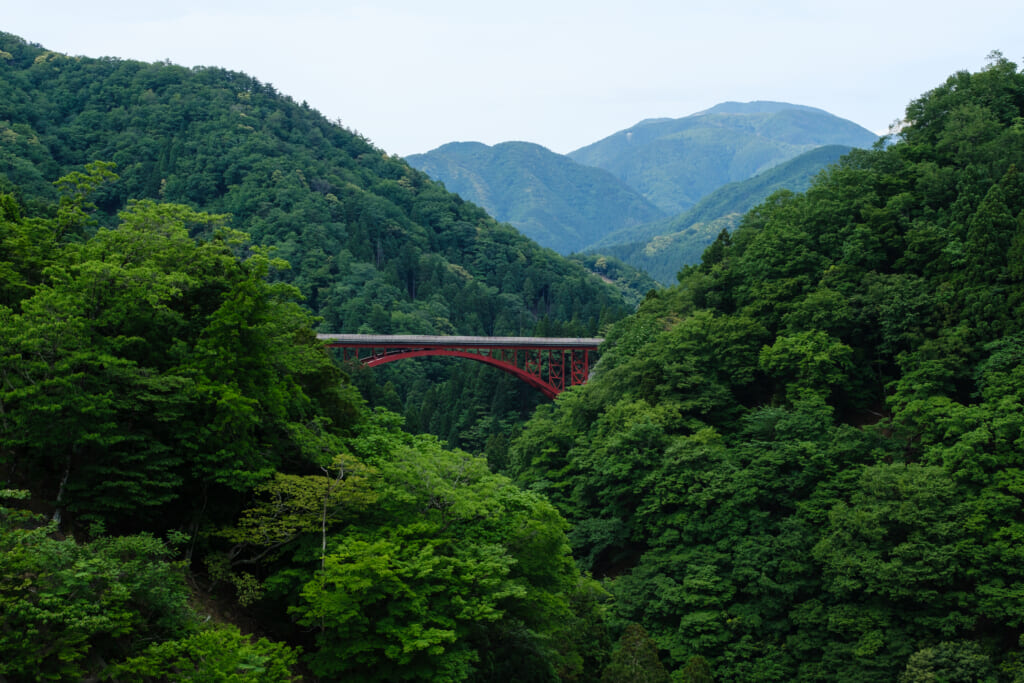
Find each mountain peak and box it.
[406,140,665,254]
[569,103,878,214]
[697,100,830,116]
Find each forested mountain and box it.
[0,32,639,453]
[0,32,623,681]
[569,101,879,214]
[589,145,856,283]
[405,109,870,278]
[5,27,1024,683]
[406,141,666,254]
[510,54,1024,680]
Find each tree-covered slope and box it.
[0,32,639,452]
[510,55,1024,680]
[588,144,855,284]
[569,101,878,214]
[405,140,666,254]
[0,176,608,681]
[0,31,623,678]
[0,34,632,335]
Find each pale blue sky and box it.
[5,1,1021,156]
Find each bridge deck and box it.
[317,334,603,348]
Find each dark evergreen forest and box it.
[2,30,1024,681]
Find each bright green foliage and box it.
[225,454,377,553]
[899,641,998,683]
[53,160,118,237]
[103,624,299,682]
[758,329,853,401]
[198,406,606,681]
[212,453,378,604]
[0,493,298,681]
[0,191,58,307]
[283,428,593,681]
[297,529,518,681]
[0,506,194,681]
[0,186,361,531]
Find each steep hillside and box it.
[406,141,666,254]
[0,34,633,331]
[0,132,604,683]
[589,145,855,283]
[569,101,878,214]
[511,55,1024,680]
[0,32,639,451]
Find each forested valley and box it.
[2,31,1024,681]
[0,31,645,460]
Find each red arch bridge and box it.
[318,334,603,399]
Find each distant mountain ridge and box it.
[405,141,665,254]
[590,144,856,250]
[407,102,878,277]
[568,101,879,214]
[698,100,833,115]
[588,144,856,284]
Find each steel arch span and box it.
[318,334,603,399]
